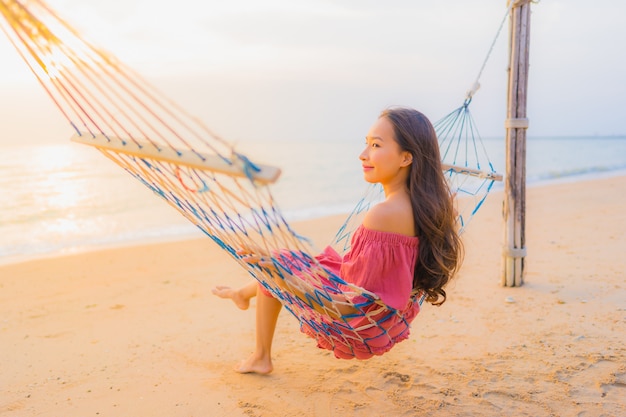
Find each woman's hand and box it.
[236,248,281,274]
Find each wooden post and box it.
[502,0,531,287]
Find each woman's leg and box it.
[236,287,282,374]
[212,281,258,310]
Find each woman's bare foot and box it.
[211,285,251,310]
[234,353,273,375]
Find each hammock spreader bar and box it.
[441,163,503,181]
[71,133,282,185]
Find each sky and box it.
[0,0,625,146]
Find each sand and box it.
[1,175,625,417]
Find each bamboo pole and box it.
[502,0,532,287]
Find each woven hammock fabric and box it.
[0,0,501,359]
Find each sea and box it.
[1,135,626,265]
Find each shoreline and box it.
[3,169,626,268]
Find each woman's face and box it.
[360,116,412,184]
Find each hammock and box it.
[1,0,503,359]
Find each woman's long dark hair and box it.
[381,107,463,305]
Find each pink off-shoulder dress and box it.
[264,225,421,360]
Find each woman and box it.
[213,107,463,373]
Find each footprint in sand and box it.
[383,371,411,385]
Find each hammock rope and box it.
[1,0,505,359]
[466,0,516,101]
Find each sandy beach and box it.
[1,175,625,417]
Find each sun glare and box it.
[30,145,84,214]
[40,47,74,79]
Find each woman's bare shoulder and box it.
[362,199,415,236]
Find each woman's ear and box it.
[401,151,413,167]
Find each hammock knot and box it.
[464,81,481,106]
[233,152,261,184]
